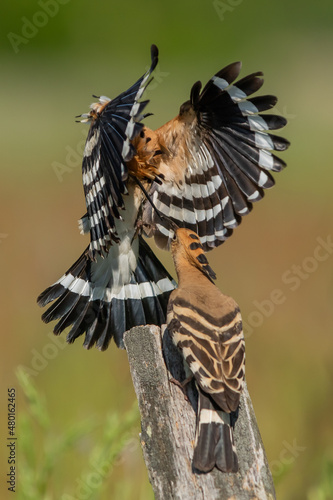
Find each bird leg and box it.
[133,218,155,242]
[169,374,194,402]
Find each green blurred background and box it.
[1,0,333,498]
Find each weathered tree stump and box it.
[124,325,276,500]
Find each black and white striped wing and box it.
[37,236,176,350]
[167,295,245,413]
[147,61,290,251]
[81,45,159,258]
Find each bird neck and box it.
[174,253,211,289]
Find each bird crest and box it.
[171,228,217,282]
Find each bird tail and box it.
[37,236,176,350]
[193,387,238,473]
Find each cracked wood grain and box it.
[124,325,276,500]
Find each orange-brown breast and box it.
[127,126,162,181]
[128,105,198,185]
[154,109,198,185]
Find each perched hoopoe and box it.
[166,227,245,473]
[38,45,289,350]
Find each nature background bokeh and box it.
[1,0,333,498]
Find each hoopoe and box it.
[38,45,289,350]
[166,227,245,473]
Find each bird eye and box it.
[172,231,177,241]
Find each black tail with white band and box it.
[38,46,289,351]
[38,236,176,350]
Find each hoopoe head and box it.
[171,227,217,282]
[76,95,111,123]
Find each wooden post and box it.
[124,325,276,500]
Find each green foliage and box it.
[16,367,140,500]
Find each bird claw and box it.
[169,375,193,403]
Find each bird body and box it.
[38,45,288,350]
[38,47,177,349]
[167,228,245,472]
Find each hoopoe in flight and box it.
[167,227,245,473]
[38,45,289,350]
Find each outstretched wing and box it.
[80,45,159,258]
[144,61,290,251]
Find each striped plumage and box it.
[38,45,288,350]
[143,61,289,250]
[79,45,159,258]
[38,46,176,350]
[167,228,245,472]
[38,235,175,349]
